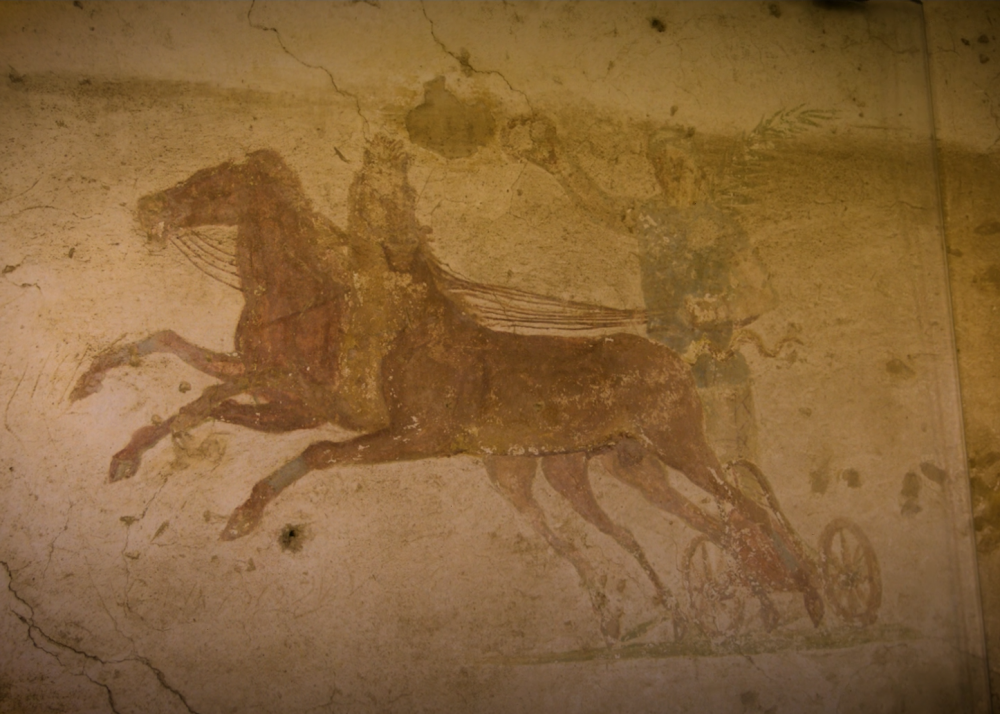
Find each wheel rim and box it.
[682,535,746,636]
[819,518,882,626]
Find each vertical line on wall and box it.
[919,4,993,709]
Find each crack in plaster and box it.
[420,1,533,112]
[41,504,74,579]
[2,559,202,714]
[0,176,42,206]
[246,0,370,136]
[0,204,94,221]
[1,258,42,293]
[505,163,528,215]
[134,654,202,714]
[30,623,124,714]
[3,558,123,713]
[121,477,170,617]
[84,561,133,649]
[3,364,28,444]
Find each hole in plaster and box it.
[279,523,306,553]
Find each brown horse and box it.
[73,139,823,639]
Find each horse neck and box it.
[405,249,468,325]
[235,191,342,318]
[406,249,437,291]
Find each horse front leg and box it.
[71,330,244,402]
[486,455,624,644]
[541,452,687,640]
[220,430,427,541]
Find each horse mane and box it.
[160,145,648,335]
[423,253,648,335]
[170,225,242,290]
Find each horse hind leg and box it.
[540,452,685,637]
[599,440,728,544]
[71,330,244,402]
[221,428,431,541]
[649,430,773,530]
[211,393,325,432]
[108,381,243,482]
[108,417,175,482]
[605,440,788,633]
[484,455,622,644]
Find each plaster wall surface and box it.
[0,2,992,713]
[926,2,1000,711]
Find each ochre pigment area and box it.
[0,2,994,712]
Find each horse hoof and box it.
[220,505,261,541]
[70,372,103,402]
[219,482,276,541]
[599,609,623,644]
[109,453,140,482]
[804,588,825,628]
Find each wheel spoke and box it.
[826,542,843,572]
[701,543,714,581]
[846,584,863,615]
[684,536,746,636]
[821,520,881,624]
[851,541,867,570]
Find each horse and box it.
[72,138,823,640]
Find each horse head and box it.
[135,151,330,292]
[137,150,305,241]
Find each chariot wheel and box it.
[819,518,881,626]
[681,535,746,637]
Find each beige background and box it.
[0,2,993,712]
[926,2,1000,711]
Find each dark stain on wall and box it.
[885,357,915,378]
[279,524,306,553]
[841,468,861,488]
[900,471,921,516]
[405,77,495,159]
[974,220,1000,236]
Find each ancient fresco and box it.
[0,2,991,713]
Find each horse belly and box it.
[472,333,695,455]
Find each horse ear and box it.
[243,150,308,201]
[245,149,291,176]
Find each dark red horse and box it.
[73,138,830,640]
